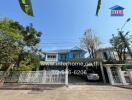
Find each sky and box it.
[0,0,132,51]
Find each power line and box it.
[39,42,80,44]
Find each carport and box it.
[39,58,107,85]
[67,58,107,84]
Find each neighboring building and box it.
[96,48,132,61]
[96,48,118,61]
[42,46,86,62]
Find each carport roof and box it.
[67,58,103,63]
[40,58,103,66]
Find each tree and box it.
[0,18,23,68]
[0,18,42,84]
[17,23,42,68]
[110,35,125,61]
[110,32,132,61]
[0,18,23,83]
[81,29,101,59]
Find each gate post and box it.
[117,66,127,85]
[100,62,106,83]
[106,65,115,85]
[42,70,46,84]
[128,69,132,84]
[65,65,68,86]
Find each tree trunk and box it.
[116,49,122,61]
[0,63,14,87]
[123,48,126,61]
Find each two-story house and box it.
[43,46,86,62]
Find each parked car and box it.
[87,73,99,81]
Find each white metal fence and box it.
[0,70,66,84]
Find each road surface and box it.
[0,85,132,100]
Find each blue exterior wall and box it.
[57,50,86,61]
[58,53,67,61]
[79,51,86,58]
[67,52,73,59]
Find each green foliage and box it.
[28,52,40,70]
[0,18,42,71]
[96,0,101,16]
[110,35,125,61]
[0,18,23,64]
[17,52,40,71]
[19,0,34,16]
[17,61,32,71]
[110,33,132,61]
[0,18,23,41]
[110,35,125,50]
[22,24,42,47]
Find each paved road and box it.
[0,85,132,100]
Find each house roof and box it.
[45,49,70,54]
[44,46,84,54]
[110,5,125,10]
[67,58,103,63]
[71,46,82,51]
[96,48,114,52]
[40,58,103,66]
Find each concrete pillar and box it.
[56,53,59,62]
[100,62,106,83]
[42,70,46,83]
[106,66,115,85]
[117,67,127,85]
[65,65,68,86]
[45,54,48,61]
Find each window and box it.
[47,55,56,58]
[60,54,66,61]
[73,52,80,58]
[103,52,108,60]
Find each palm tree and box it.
[18,0,101,16]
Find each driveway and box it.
[0,85,132,100]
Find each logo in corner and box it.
[110,5,125,16]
